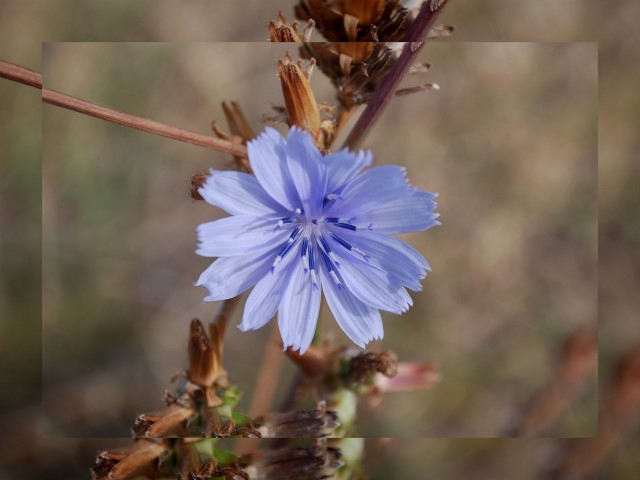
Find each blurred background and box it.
[35,40,598,438]
[0,0,638,479]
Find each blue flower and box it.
[196,127,439,353]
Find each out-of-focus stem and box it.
[0,59,248,158]
[342,0,450,150]
[508,325,597,436]
[248,323,285,418]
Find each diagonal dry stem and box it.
[0,59,247,158]
[343,0,451,149]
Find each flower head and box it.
[195,126,439,353]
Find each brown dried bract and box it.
[269,11,315,42]
[190,170,211,202]
[92,440,168,480]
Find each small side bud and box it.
[344,350,398,387]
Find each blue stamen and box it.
[290,227,301,239]
[322,194,338,207]
[318,235,331,253]
[300,237,309,258]
[321,249,334,271]
[331,234,352,250]
[324,217,340,223]
[309,244,315,270]
[271,227,302,272]
[335,222,357,231]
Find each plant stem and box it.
[342,0,451,150]
[0,59,248,158]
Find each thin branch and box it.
[343,0,451,150]
[0,60,42,88]
[0,59,248,158]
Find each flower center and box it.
[270,207,369,290]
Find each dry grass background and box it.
[0,0,638,479]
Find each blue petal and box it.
[278,255,322,354]
[285,127,327,218]
[328,238,412,314]
[239,243,299,331]
[325,165,413,218]
[248,127,300,211]
[199,170,286,217]
[331,229,429,291]
[196,216,291,257]
[320,262,383,348]
[351,190,440,234]
[196,247,276,301]
[323,148,372,195]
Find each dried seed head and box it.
[278,53,323,146]
[187,317,227,389]
[191,171,211,201]
[301,42,396,109]
[92,440,169,480]
[296,0,415,41]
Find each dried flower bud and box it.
[256,444,343,479]
[278,53,323,146]
[259,403,340,438]
[92,440,169,480]
[133,403,195,438]
[344,350,398,387]
[190,171,211,201]
[187,317,226,389]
